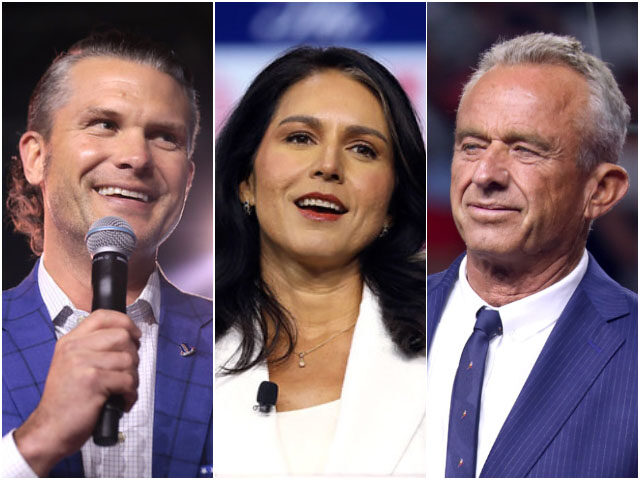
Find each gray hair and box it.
[460,32,630,171]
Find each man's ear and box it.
[19,131,47,185]
[238,172,255,205]
[584,162,629,220]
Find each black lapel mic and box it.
[254,381,278,414]
[85,216,136,446]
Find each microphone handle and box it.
[91,252,128,446]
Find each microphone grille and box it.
[257,381,278,406]
[85,216,137,259]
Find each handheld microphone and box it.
[254,381,278,414]
[85,216,136,446]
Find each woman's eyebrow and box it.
[279,115,388,144]
[278,115,321,129]
[345,125,388,144]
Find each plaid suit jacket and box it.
[2,261,212,477]
[428,252,637,477]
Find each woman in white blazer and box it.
[215,47,425,477]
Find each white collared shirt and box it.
[1,259,161,477]
[426,250,588,478]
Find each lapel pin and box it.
[179,343,196,357]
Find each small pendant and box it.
[298,352,306,368]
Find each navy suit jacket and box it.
[428,253,637,477]
[2,262,213,477]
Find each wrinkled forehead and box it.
[54,56,195,151]
[456,63,590,135]
[65,56,190,110]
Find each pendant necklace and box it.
[295,321,357,368]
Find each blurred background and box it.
[215,2,426,138]
[2,3,213,297]
[427,2,638,291]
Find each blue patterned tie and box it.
[445,307,503,477]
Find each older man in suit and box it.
[1,31,212,477]
[427,33,637,477]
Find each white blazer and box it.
[214,287,426,478]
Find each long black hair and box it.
[216,46,425,372]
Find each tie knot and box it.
[474,307,502,338]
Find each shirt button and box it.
[118,432,126,443]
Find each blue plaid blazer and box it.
[428,252,637,477]
[2,262,213,477]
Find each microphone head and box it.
[85,216,137,259]
[256,381,278,407]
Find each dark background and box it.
[427,2,638,291]
[2,3,213,296]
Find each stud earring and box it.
[242,201,253,216]
[379,223,390,238]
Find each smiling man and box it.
[2,32,212,477]
[427,33,637,477]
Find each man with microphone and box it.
[2,31,212,477]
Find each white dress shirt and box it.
[426,250,588,478]
[1,259,160,477]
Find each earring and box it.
[379,223,390,238]
[242,201,253,216]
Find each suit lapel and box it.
[481,256,629,477]
[214,331,287,474]
[214,287,426,476]
[3,262,84,476]
[152,274,212,477]
[2,263,57,421]
[325,287,426,475]
[427,254,463,353]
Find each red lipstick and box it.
[294,192,347,222]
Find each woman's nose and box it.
[310,145,344,183]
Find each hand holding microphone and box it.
[13,217,140,475]
[85,216,137,446]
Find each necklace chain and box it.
[295,321,357,368]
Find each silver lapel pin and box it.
[179,343,196,357]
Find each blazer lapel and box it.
[3,264,58,422]
[325,287,426,475]
[3,262,84,477]
[427,254,463,353]
[152,275,212,477]
[481,256,629,477]
[214,331,287,474]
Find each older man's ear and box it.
[584,162,629,220]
